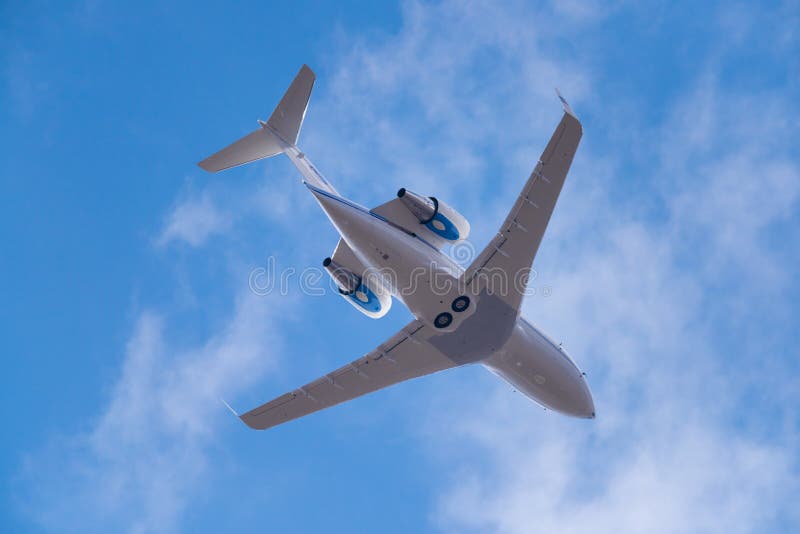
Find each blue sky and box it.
[2,0,799,532]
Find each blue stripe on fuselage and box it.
[304,182,440,253]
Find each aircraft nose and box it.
[543,355,595,419]
[566,374,595,419]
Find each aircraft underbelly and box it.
[355,224,468,330]
[313,189,471,330]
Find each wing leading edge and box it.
[239,320,456,430]
[463,99,582,312]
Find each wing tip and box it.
[197,159,216,172]
[221,398,270,430]
[239,412,272,431]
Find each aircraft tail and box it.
[198,65,315,172]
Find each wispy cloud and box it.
[156,168,322,250]
[157,189,232,248]
[18,292,284,532]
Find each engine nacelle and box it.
[397,188,470,243]
[323,257,391,319]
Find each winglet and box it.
[220,397,239,417]
[555,88,578,119]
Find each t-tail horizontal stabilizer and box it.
[197,65,315,172]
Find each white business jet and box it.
[199,65,594,430]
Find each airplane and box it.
[198,65,594,430]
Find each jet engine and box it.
[397,188,470,243]
[323,257,391,319]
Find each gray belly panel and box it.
[428,290,517,365]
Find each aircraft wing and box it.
[239,320,456,430]
[463,96,582,312]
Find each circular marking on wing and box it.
[534,374,546,385]
[355,290,369,302]
[432,219,446,231]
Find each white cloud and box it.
[19,292,284,532]
[156,168,324,250]
[435,405,793,534]
[157,190,232,247]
